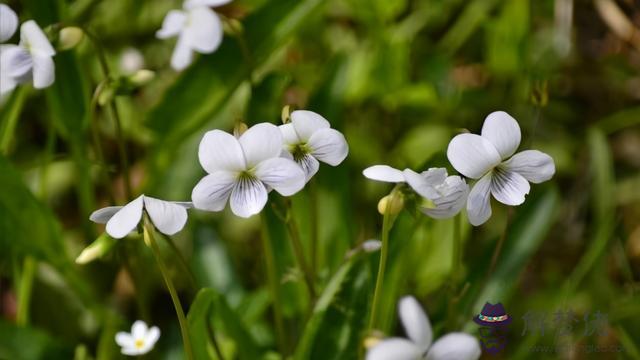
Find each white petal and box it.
[447,134,501,179]
[466,173,492,226]
[0,73,17,98]
[490,169,530,206]
[420,168,448,186]
[183,7,223,53]
[143,196,189,236]
[0,4,18,42]
[291,110,330,141]
[403,169,439,199]
[184,0,232,9]
[480,111,521,159]
[229,177,268,218]
[1,45,33,78]
[191,171,237,211]
[421,177,469,219]
[121,347,143,356]
[172,201,194,209]
[366,338,422,360]
[503,150,555,184]
[142,326,161,352]
[280,123,301,145]
[363,165,404,183]
[115,332,134,348]
[105,196,144,239]
[170,34,194,71]
[198,130,246,173]
[398,296,432,352]
[20,21,55,57]
[131,320,148,339]
[425,333,481,360]
[296,154,320,182]
[239,123,283,168]
[308,128,349,166]
[89,206,123,224]
[156,10,186,39]
[32,54,55,89]
[254,157,306,196]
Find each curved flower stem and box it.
[160,233,198,292]
[16,256,36,326]
[367,189,399,331]
[143,217,193,360]
[452,214,462,283]
[0,87,28,155]
[260,212,287,354]
[283,203,316,300]
[309,180,319,279]
[487,209,513,277]
[205,305,226,360]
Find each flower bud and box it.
[377,193,404,215]
[129,69,155,86]
[76,233,116,264]
[281,105,291,124]
[58,27,84,50]
[363,331,384,349]
[234,122,248,137]
[361,239,382,253]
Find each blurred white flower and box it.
[0,4,18,42]
[363,166,468,219]
[447,111,555,226]
[279,110,349,181]
[115,320,160,356]
[156,0,231,71]
[367,296,481,360]
[119,47,145,74]
[0,20,56,97]
[89,195,193,239]
[362,239,382,253]
[192,123,306,218]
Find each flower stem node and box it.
[377,193,404,215]
[58,27,84,51]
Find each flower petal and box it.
[425,333,481,360]
[0,4,18,42]
[20,21,55,57]
[238,123,283,168]
[296,154,320,182]
[466,173,492,226]
[490,169,530,206]
[121,347,143,356]
[291,110,330,141]
[143,196,189,235]
[403,169,440,199]
[0,73,17,98]
[480,111,521,159]
[191,171,237,211]
[170,34,194,71]
[366,338,422,360]
[363,165,404,183]
[131,320,148,339]
[183,7,223,53]
[140,326,160,353]
[254,157,306,196]
[115,332,134,348]
[156,10,186,39]
[398,296,432,352]
[89,206,123,224]
[421,176,469,219]
[503,150,555,183]
[1,45,33,78]
[198,130,246,173]
[105,196,144,239]
[229,177,268,218]
[184,0,233,9]
[32,54,55,89]
[280,123,301,145]
[308,128,349,166]
[447,133,501,179]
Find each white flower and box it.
[115,320,160,356]
[367,296,481,360]
[279,110,349,181]
[0,4,18,42]
[363,165,468,219]
[89,195,193,239]
[0,20,56,97]
[446,111,555,226]
[155,0,231,71]
[192,123,306,218]
[119,47,145,74]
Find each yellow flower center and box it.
[135,339,145,349]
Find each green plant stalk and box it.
[16,256,36,326]
[309,180,319,278]
[160,232,198,292]
[0,87,28,154]
[205,305,226,360]
[143,217,193,360]
[452,214,462,282]
[487,209,512,277]
[260,212,287,354]
[284,207,316,300]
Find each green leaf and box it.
[0,320,72,360]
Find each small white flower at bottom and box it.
[115,320,160,356]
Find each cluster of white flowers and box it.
[364,111,555,225]
[156,0,231,71]
[0,4,56,98]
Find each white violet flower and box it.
[156,0,231,71]
[0,20,56,97]
[0,4,18,42]
[363,165,468,219]
[446,111,555,226]
[367,296,481,360]
[115,320,160,356]
[279,110,349,181]
[89,195,193,239]
[192,123,306,218]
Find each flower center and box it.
[289,143,312,162]
[134,339,145,349]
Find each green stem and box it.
[451,214,462,283]
[0,87,28,154]
[205,305,226,360]
[160,232,198,292]
[260,212,287,354]
[16,256,36,326]
[487,209,512,277]
[89,82,116,204]
[309,180,319,279]
[143,218,193,360]
[284,204,316,300]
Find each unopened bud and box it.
[97,86,115,106]
[363,331,384,349]
[377,194,404,215]
[361,239,382,253]
[281,105,292,124]
[234,122,248,137]
[58,27,84,50]
[129,69,155,86]
[76,233,116,264]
